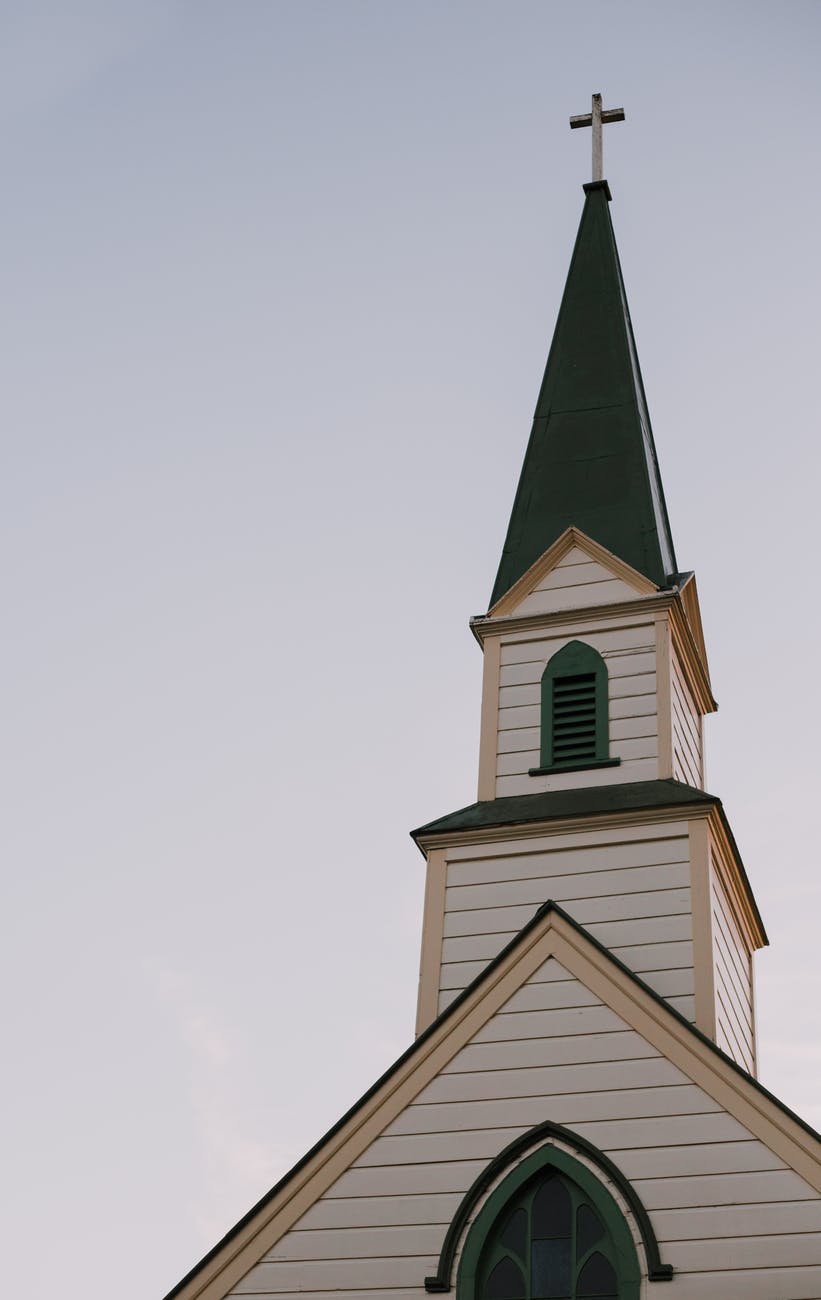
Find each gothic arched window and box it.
[457,1148,640,1300]
[536,641,616,773]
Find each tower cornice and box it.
[470,588,716,716]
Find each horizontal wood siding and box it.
[513,546,641,616]
[229,959,821,1298]
[671,651,703,788]
[437,823,695,1016]
[710,849,756,1074]
[495,619,659,796]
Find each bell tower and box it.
[413,175,766,1079]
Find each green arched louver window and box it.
[457,1147,640,1300]
[537,641,616,773]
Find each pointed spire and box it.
[490,182,677,609]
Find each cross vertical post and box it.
[570,93,625,182]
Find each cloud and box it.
[143,956,277,1240]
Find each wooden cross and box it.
[569,93,625,182]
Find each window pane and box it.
[500,1206,527,1258]
[532,1176,572,1238]
[483,1255,526,1299]
[577,1250,617,1296]
[531,1236,571,1298]
[576,1204,604,1257]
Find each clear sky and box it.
[3,4,821,1298]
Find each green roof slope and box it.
[490,181,677,607]
[410,779,715,839]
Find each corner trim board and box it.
[415,848,447,1035]
[655,610,673,778]
[477,634,501,800]
[690,815,717,1040]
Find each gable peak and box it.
[488,526,658,619]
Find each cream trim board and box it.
[169,902,569,1300]
[709,816,767,954]
[749,943,759,1078]
[415,802,706,855]
[550,918,821,1189]
[477,634,501,801]
[488,527,657,618]
[170,904,821,1300]
[471,592,674,647]
[689,816,716,1041]
[415,849,447,1037]
[655,611,673,779]
[670,596,716,715]
[678,572,712,690]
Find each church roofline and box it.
[163,898,810,1300]
[411,779,764,945]
[413,776,707,837]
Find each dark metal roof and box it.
[411,778,716,839]
[490,180,677,607]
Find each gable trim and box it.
[678,571,712,689]
[549,909,821,1186]
[471,593,673,649]
[423,1119,673,1292]
[670,593,717,714]
[488,527,658,619]
[163,902,578,1300]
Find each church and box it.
[164,102,821,1300]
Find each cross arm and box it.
[569,108,625,129]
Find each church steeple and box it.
[410,150,766,1080]
[490,180,677,608]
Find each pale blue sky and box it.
[3,4,821,1298]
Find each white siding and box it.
[437,822,695,1017]
[710,849,756,1074]
[671,651,703,788]
[512,545,642,616]
[495,618,660,797]
[230,959,821,1298]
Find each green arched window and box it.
[532,641,618,774]
[457,1147,640,1300]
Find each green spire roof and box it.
[490,181,677,609]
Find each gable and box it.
[167,908,821,1300]
[489,529,657,620]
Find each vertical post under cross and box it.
[569,93,625,182]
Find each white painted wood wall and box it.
[495,616,659,796]
[435,822,695,1022]
[671,652,704,788]
[230,958,821,1298]
[511,545,643,617]
[482,543,710,800]
[710,846,756,1075]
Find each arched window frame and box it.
[424,1121,672,1293]
[456,1144,641,1300]
[530,640,619,775]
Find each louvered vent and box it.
[551,672,597,764]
